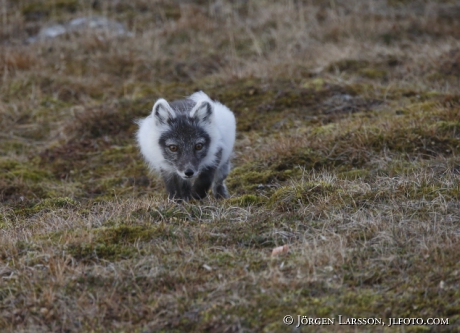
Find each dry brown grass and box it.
[1,0,460,332]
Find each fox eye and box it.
[195,143,203,151]
[169,145,178,152]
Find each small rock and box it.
[272,118,288,129]
[202,264,212,271]
[68,16,129,36]
[40,24,67,38]
[271,245,289,256]
[28,16,132,43]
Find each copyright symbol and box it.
[283,315,294,325]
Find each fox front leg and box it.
[161,171,192,201]
[191,166,216,200]
[212,159,230,199]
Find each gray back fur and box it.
[169,99,196,114]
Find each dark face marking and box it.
[159,115,211,177]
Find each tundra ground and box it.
[1,1,459,332]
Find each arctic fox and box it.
[136,91,236,201]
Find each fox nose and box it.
[184,169,195,177]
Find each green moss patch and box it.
[65,225,165,262]
[0,159,55,203]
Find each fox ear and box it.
[190,101,213,124]
[152,99,175,125]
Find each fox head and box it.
[151,98,215,179]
